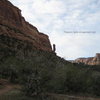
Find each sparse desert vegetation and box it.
[0,50,100,100]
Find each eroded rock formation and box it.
[0,0,52,52]
[74,53,100,65]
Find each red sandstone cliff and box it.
[0,0,52,52]
[74,53,100,65]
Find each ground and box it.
[0,79,100,100]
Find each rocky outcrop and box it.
[74,53,100,65]
[0,0,52,52]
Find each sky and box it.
[9,0,100,60]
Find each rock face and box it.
[0,0,52,52]
[74,53,100,65]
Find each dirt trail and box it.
[0,84,14,95]
[0,79,100,100]
[48,93,100,100]
[0,79,20,95]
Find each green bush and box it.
[0,50,100,97]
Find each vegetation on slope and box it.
[0,45,100,99]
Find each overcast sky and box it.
[10,0,100,60]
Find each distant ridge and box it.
[73,53,100,65]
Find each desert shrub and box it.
[0,50,100,97]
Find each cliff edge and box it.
[0,0,52,52]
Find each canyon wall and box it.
[74,53,100,65]
[0,0,52,52]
